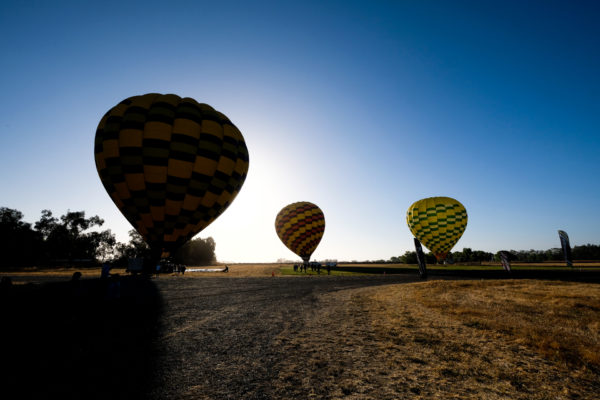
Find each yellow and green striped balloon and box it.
[275,202,325,263]
[406,196,467,261]
[94,93,249,258]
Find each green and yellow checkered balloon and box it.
[406,197,467,261]
[94,93,249,258]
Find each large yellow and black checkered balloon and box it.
[94,93,249,257]
[275,202,325,262]
[406,197,467,261]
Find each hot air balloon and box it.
[94,93,249,259]
[406,196,467,262]
[275,202,325,263]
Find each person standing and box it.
[101,263,111,279]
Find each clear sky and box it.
[1,0,598,263]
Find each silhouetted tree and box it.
[33,210,115,266]
[0,207,42,268]
[451,248,493,263]
[89,230,117,262]
[392,244,600,265]
[173,237,216,265]
[572,244,600,260]
[34,209,58,240]
[390,250,440,264]
[425,252,437,264]
[398,251,417,264]
[472,250,493,262]
[112,230,152,268]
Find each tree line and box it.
[388,245,600,265]
[0,207,216,269]
[3,206,598,269]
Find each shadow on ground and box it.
[1,276,162,400]
[2,269,599,399]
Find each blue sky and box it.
[1,0,598,262]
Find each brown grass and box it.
[0,267,128,280]
[489,262,600,268]
[4,266,600,398]
[0,264,280,283]
[4,262,599,283]
[399,280,600,370]
[274,280,600,399]
[184,263,283,277]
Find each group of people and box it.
[293,262,331,274]
[155,261,187,276]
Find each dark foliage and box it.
[0,207,43,267]
[173,237,216,266]
[0,206,219,270]
[498,245,600,263]
[112,230,152,268]
[389,244,600,264]
[389,251,442,264]
[0,207,115,269]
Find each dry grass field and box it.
[0,263,280,282]
[2,264,599,398]
[185,263,284,277]
[0,266,129,280]
[3,262,598,283]
[274,279,600,399]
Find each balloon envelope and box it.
[94,93,249,257]
[406,196,467,261]
[275,202,325,263]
